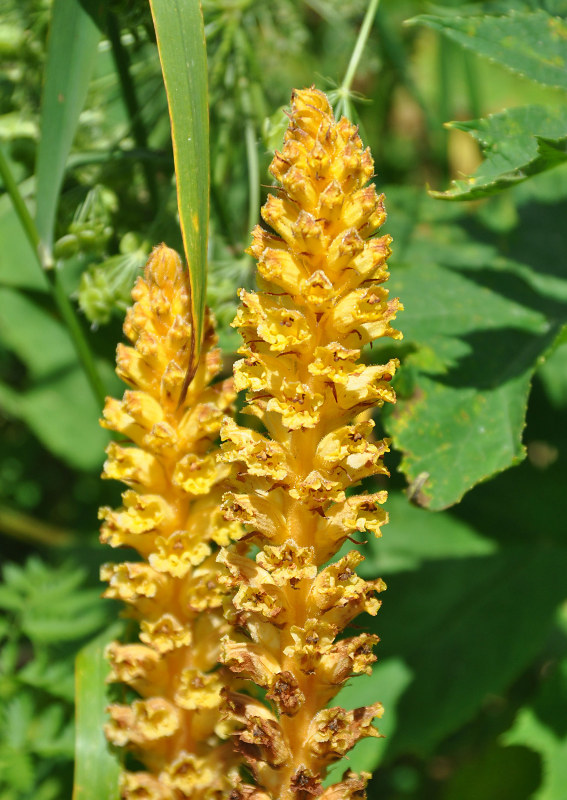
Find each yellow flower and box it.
[219,88,402,799]
[100,244,241,799]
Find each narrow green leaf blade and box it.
[409,9,567,91]
[36,0,102,261]
[432,106,567,200]
[73,625,123,800]
[149,0,209,383]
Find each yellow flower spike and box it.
[219,88,402,800]
[100,244,241,799]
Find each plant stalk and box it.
[0,145,106,407]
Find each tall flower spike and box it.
[100,244,242,800]
[218,88,402,800]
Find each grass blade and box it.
[149,0,209,391]
[36,0,102,265]
[73,624,123,800]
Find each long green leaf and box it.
[36,0,102,264]
[408,9,567,91]
[149,0,209,391]
[432,105,567,200]
[73,624,123,800]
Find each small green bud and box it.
[54,234,79,260]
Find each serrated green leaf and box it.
[409,9,567,91]
[35,0,102,261]
[385,260,553,510]
[73,625,123,800]
[149,0,209,387]
[23,606,108,645]
[383,186,567,509]
[432,106,567,200]
[3,693,34,749]
[19,658,75,703]
[0,585,24,612]
[0,746,34,792]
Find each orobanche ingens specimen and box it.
[99,245,241,798]
[218,88,402,799]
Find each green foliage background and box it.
[0,0,566,798]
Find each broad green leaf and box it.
[385,260,553,510]
[0,194,48,291]
[326,658,413,784]
[36,0,102,262]
[73,625,123,800]
[359,491,496,577]
[442,743,541,800]
[409,9,567,91]
[537,330,567,408]
[432,106,567,200]
[382,185,567,509]
[372,404,567,761]
[149,0,209,387]
[371,545,567,760]
[504,658,567,799]
[0,287,73,379]
[0,288,109,469]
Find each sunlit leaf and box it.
[382,185,567,509]
[409,9,567,91]
[73,625,123,800]
[149,0,209,386]
[431,106,567,200]
[35,0,103,261]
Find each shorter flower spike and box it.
[100,244,242,799]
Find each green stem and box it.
[0,145,41,254]
[342,0,381,93]
[0,505,74,547]
[436,35,452,179]
[107,12,159,210]
[374,8,438,133]
[463,50,482,120]
[233,27,260,246]
[239,79,260,239]
[0,145,106,407]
